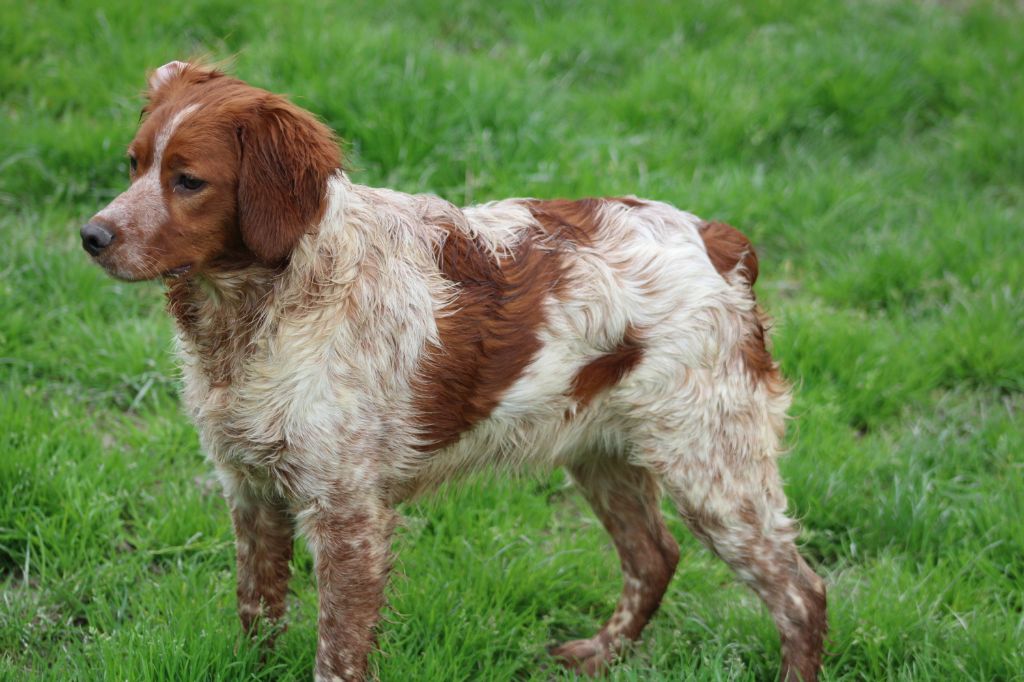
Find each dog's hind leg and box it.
[663,463,826,681]
[550,458,680,676]
[640,375,827,681]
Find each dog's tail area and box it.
[697,220,787,397]
[698,220,760,288]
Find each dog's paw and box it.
[549,637,614,677]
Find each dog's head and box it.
[82,61,341,281]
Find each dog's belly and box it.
[406,388,627,495]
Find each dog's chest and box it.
[176,325,415,496]
[176,321,359,472]
[180,351,286,467]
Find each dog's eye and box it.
[177,174,206,192]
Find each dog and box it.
[82,61,826,681]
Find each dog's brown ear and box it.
[237,97,341,264]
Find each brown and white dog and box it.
[82,61,827,681]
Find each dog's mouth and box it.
[96,258,194,282]
[85,240,194,281]
[162,264,193,279]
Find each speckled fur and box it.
[86,63,827,682]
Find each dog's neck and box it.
[165,266,279,386]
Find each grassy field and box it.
[2,0,1022,679]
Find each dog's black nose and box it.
[81,222,114,256]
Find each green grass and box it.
[2,0,1022,679]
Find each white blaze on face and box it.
[94,103,200,272]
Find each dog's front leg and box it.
[229,492,295,640]
[300,495,395,682]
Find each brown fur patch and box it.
[411,198,609,451]
[235,94,340,263]
[568,328,644,410]
[741,310,776,381]
[411,226,563,450]
[525,198,605,248]
[700,221,759,284]
[699,221,779,385]
[608,196,647,209]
